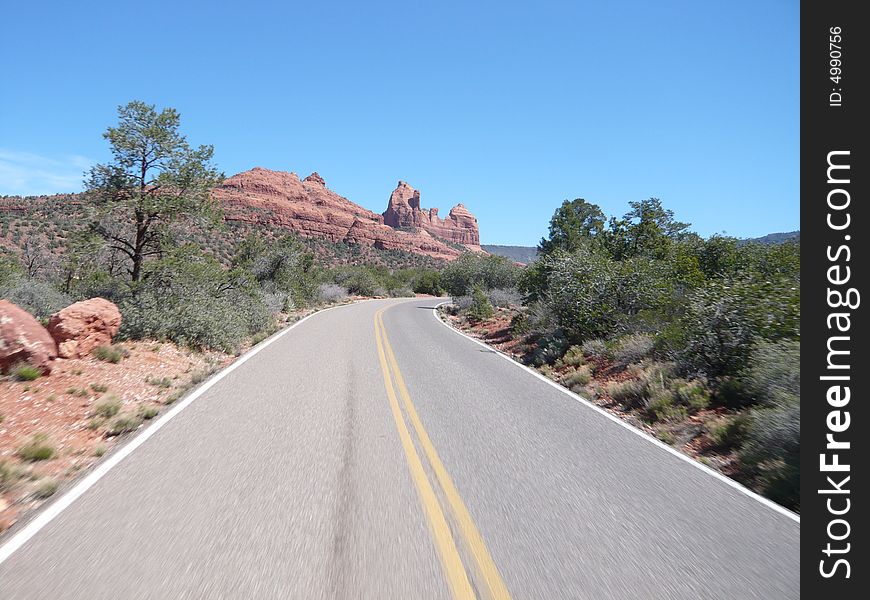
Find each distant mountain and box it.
[742,231,800,245]
[482,245,539,264]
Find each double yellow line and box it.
[374,306,512,600]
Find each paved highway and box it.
[0,298,799,599]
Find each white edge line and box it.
[430,301,800,524]
[0,299,372,565]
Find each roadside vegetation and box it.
[444,198,800,510]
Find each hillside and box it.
[743,230,800,245]
[0,168,485,269]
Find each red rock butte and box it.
[213,167,483,260]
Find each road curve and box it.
[0,298,799,599]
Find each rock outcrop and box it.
[213,168,475,261]
[382,181,481,249]
[47,298,122,359]
[0,300,58,374]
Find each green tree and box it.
[85,101,222,282]
[468,285,494,321]
[538,198,606,255]
[605,198,690,260]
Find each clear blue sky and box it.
[0,1,798,245]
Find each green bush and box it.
[120,246,274,353]
[672,378,711,410]
[11,363,42,381]
[606,379,647,407]
[556,345,585,368]
[467,285,494,322]
[0,276,72,319]
[608,333,655,366]
[413,270,443,296]
[645,388,686,422]
[707,413,750,450]
[107,413,143,436]
[440,253,521,296]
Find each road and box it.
[0,298,799,599]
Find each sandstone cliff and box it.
[213,168,470,261]
[382,181,481,249]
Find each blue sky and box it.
[0,1,798,245]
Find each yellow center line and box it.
[377,307,513,600]
[374,306,476,600]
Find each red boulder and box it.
[0,300,58,374]
[47,298,122,359]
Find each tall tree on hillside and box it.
[538,198,606,255]
[85,101,222,282]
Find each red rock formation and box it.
[47,298,122,359]
[213,168,465,261]
[0,300,58,374]
[382,181,481,249]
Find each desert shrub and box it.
[487,287,523,308]
[440,253,521,296]
[741,399,800,508]
[0,276,72,319]
[606,379,647,407]
[468,285,494,322]
[609,333,655,366]
[107,413,143,436]
[18,433,55,461]
[93,344,127,364]
[556,345,585,368]
[451,295,473,313]
[316,283,348,304]
[671,378,711,410]
[1,460,27,492]
[528,330,569,366]
[331,266,378,296]
[389,287,415,298]
[707,413,751,450]
[138,405,159,420]
[119,246,274,353]
[744,340,800,406]
[34,478,59,499]
[11,363,42,381]
[581,338,607,357]
[562,365,592,389]
[645,388,686,422]
[92,395,122,418]
[413,270,443,296]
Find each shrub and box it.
[146,376,173,388]
[0,276,72,319]
[452,295,473,312]
[562,365,592,389]
[672,378,711,410]
[581,338,607,357]
[18,433,55,461]
[315,283,348,304]
[528,330,569,366]
[11,363,42,381]
[107,413,142,436]
[467,285,494,322]
[707,413,750,450]
[645,388,686,422]
[741,399,800,508]
[413,270,443,296]
[93,344,127,364]
[90,383,109,393]
[487,288,523,309]
[440,253,521,296]
[609,333,655,366]
[138,405,159,420]
[1,460,27,492]
[606,379,647,407]
[556,345,585,368]
[34,478,59,499]
[744,340,799,406]
[91,395,122,418]
[120,246,274,353]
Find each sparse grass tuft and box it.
[93,445,106,457]
[138,405,159,420]
[90,383,109,393]
[91,395,122,418]
[93,344,128,364]
[561,365,592,390]
[146,376,172,389]
[17,433,56,462]
[1,460,28,492]
[106,413,142,436]
[34,478,59,499]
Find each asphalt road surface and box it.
[0,298,799,599]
